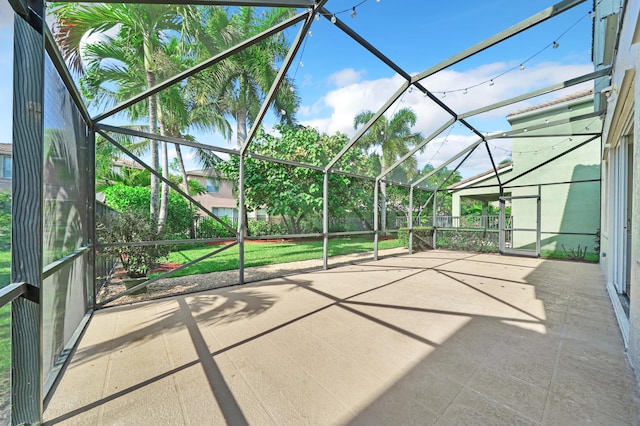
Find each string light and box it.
[428,3,596,97]
[321,0,380,22]
[488,117,600,156]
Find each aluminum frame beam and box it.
[44,26,91,125]
[93,10,308,123]
[411,139,484,188]
[449,178,600,192]
[459,68,611,119]
[98,130,237,234]
[325,80,410,171]
[411,0,587,84]
[96,124,238,156]
[485,111,603,141]
[501,135,600,186]
[241,2,324,154]
[49,0,315,6]
[98,124,376,180]
[97,242,239,307]
[492,133,601,139]
[377,119,456,181]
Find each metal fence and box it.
[396,215,509,229]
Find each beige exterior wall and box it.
[187,169,274,222]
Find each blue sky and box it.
[0,0,596,178]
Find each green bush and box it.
[0,193,10,248]
[436,229,499,253]
[196,216,235,239]
[398,226,434,252]
[97,209,170,278]
[248,220,286,236]
[103,184,197,239]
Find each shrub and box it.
[0,193,10,248]
[248,220,286,236]
[196,216,235,239]
[97,209,169,278]
[103,184,198,239]
[436,229,499,253]
[398,226,434,251]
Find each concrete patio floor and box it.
[44,250,640,425]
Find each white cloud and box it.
[327,68,366,87]
[299,61,593,177]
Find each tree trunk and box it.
[175,143,195,238]
[380,166,387,236]
[157,114,169,236]
[236,105,250,237]
[144,34,160,225]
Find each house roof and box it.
[448,161,512,190]
[112,158,144,169]
[187,168,224,178]
[0,144,12,155]
[507,89,593,118]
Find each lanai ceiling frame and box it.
[322,0,590,182]
[28,0,606,300]
[42,0,599,187]
[312,0,598,258]
[37,0,606,278]
[51,0,598,191]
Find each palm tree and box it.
[198,6,299,148]
[50,3,195,229]
[354,108,423,232]
[191,6,300,236]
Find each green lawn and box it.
[0,304,9,407]
[0,249,11,409]
[541,249,599,263]
[160,237,404,278]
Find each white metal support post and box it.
[323,171,329,269]
[374,178,380,260]
[238,154,245,284]
[409,186,414,255]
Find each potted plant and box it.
[97,208,169,294]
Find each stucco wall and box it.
[508,96,601,253]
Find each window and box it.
[0,156,11,179]
[206,177,220,193]
[212,208,238,223]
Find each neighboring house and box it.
[187,169,270,223]
[449,90,601,254]
[449,161,513,222]
[0,143,12,193]
[110,158,144,174]
[187,169,239,222]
